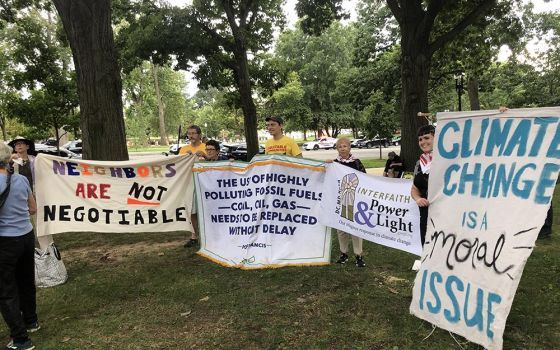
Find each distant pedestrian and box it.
[264,116,302,157]
[383,151,404,178]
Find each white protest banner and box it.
[321,162,422,256]
[410,107,560,350]
[193,155,331,269]
[35,154,195,236]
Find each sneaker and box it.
[26,322,40,333]
[184,239,198,248]
[355,255,366,267]
[5,339,35,350]
[335,253,349,264]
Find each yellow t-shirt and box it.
[265,136,302,157]
[179,142,206,156]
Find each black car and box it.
[230,144,265,161]
[365,138,390,148]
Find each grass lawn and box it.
[2,193,558,349]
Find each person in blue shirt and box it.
[0,143,39,350]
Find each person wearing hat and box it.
[383,151,404,178]
[8,137,36,193]
[264,116,302,157]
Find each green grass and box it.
[360,158,387,169]
[3,190,558,349]
[127,145,169,152]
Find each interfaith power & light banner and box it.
[321,162,422,256]
[410,107,560,350]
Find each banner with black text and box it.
[193,155,331,269]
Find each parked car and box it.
[302,137,337,151]
[42,138,58,147]
[366,137,390,148]
[391,136,401,146]
[35,144,82,159]
[350,138,366,148]
[168,141,189,155]
[230,144,265,161]
[62,140,83,154]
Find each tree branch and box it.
[386,0,403,26]
[429,0,497,55]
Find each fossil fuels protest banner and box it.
[193,155,331,269]
[35,154,195,236]
[321,162,422,256]
[410,107,560,350]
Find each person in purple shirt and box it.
[0,143,39,350]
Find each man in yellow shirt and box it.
[179,125,206,158]
[179,125,206,248]
[264,116,302,157]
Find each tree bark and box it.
[232,45,259,160]
[52,0,128,160]
[152,63,169,146]
[468,76,481,110]
[399,26,431,171]
[0,115,6,141]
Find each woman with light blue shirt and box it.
[0,142,39,350]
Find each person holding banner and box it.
[0,143,39,350]
[410,125,435,246]
[328,137,367,267]
[205,140,229,161]
[264,116,302,157]
[180,125,207,248]
[179,125,206,159]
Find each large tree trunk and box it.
[233,45,259,160]
[400,35,431,172]
[468,76,481,110]
[52,0,128,161]
[152,63,169,146]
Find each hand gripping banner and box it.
[193,155,331,269]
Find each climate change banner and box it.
[410,107,560,350]
[193,155,331,269]
[35,154,195,236]
[321,162,422,256]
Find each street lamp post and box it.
[454,71,465,111]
